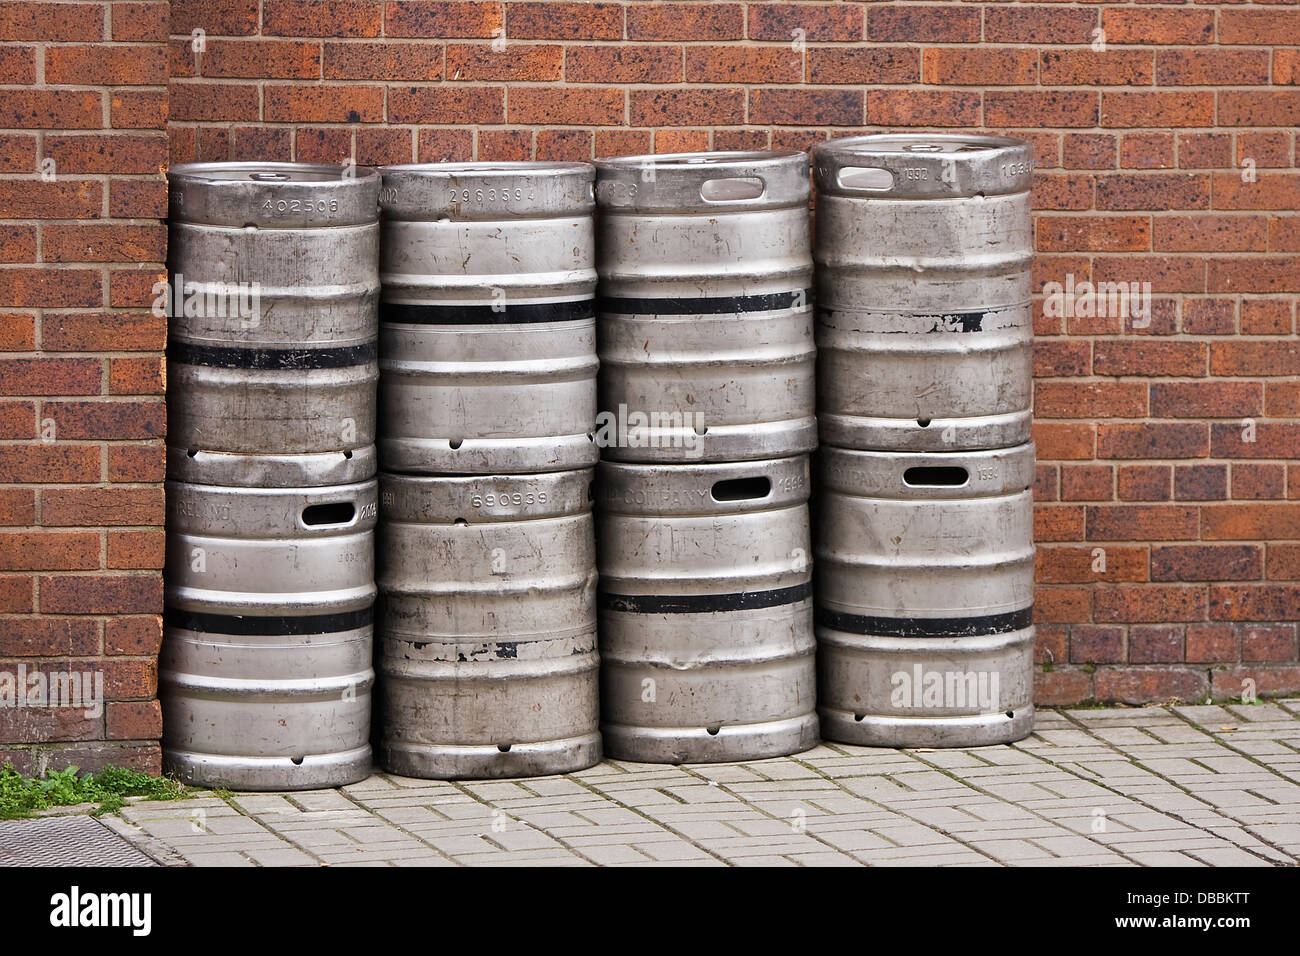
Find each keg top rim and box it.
[595,150,806,171]
[814,133,1029,158]
[380,161,595,178]
[168,161,379,185]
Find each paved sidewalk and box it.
[103,702,1300,867]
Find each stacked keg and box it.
[593,151,820,762]
[374,163,602,778]
[162,163,380,789]
[811,134,1037,747]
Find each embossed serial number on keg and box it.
[471,491,550,508]
[1001,162,1030,177]
[449,187,536,204]
[358,501,378,520]
[901,167,929,181]
[261,198,340,216]
[775,473,807,492]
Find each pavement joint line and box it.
[332,782,464,866]
[1055,707,1299,865]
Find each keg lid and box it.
[598,456,810,516]
[379,162,595,221]
[168,162,381,227]
[595,150,810,213]
[818,444,1036,500]
[813,134,1032,199]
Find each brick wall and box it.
[4,0,1299,770]
[0,1,169,773]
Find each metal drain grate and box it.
[0,815,158,867]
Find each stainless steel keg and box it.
[166,162,380,487]
[161,479,378,789]
[812,134,1033,452]
[376,469,601,778]
[597,456,818,762]
[594,151,816,463]
[378,163,599,475]
[815,443,1036,747]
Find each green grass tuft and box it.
[0,763,188,820]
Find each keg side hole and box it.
[453,518,469,527]
[694,424,708,436]
[290,756,304,765]
[837,167,894,191]
[705,725,721,736]
[1006,711,1014,720]
[448,438,464,450]
[302,502,356,526]
[854,713,866,722]
[343,450,353,460]
[700,177,764,203]
[917,418,931,427]
[186,448,199,458]
[903,466,969,488]
[497,743,512,753]
[711,476,770,502]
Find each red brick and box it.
[1101,8,1214,45]
[1233,464,1287,501]
[652,129,708,155]
[101,657,158,697]
[1213,174,1300,212]
[1153,215,1268,253]
[1219,9,1300,45]
[1094,585,1207,624]
[507,2,619,40]
[0,742,159,776]
[1208,257,1300,295]
[1212,423,1300,461]
[1209,585,1300,622]
[0,226,35,264]
[390,86,504,124]
[509,87,623,126]
[1266,381,1300,418]
[1035,505,1085,543]
[40,488,165,527]
[205,39,322,79]
[0,706,101,745]
[1179,132,1232,170]
[1187,624,1237,664]
[0,45,37,84]
[42,225,166,265]
[1157,49,1269,87]
[752,89,861,127]
[109,179,168,219]
[355,127,414,166]
[106,700,162,741]
[0,400,33,438]
[1150,382,1260,419]
[2,90,102,130]
[105,616,162,656]
[1033,340,1089,377]
[477,129,532,161]
[1087,505,1198,541]
[869,5,979,42]
[537,128,592,162]
[264,84,383,123]
[1034,625,1067,666]
[1129,625,1184,665]
[417,128,474,161]
[1037,216,1149,253]
[44,134,166,176]
[1033,669,1092,706]
[1034,382,1146,419]
[45,44,167,85]
[0,2,104,41]
[1060,465,1112,502]
[629,4,741,41]
[0,446,101,484]
[1032,423,1094,461]
[595,128,654,159]
[0,617,100,657]
[1174,464,1227,502]
[867,90,979,128]
[295,127,353,164]
[110,90,168,129]
[231,126,293,162]
[1117,465,1170,502]
[1069,625,1125,664]
[1038,50,1151,87]
[107,444,164,483]
[265,0,382,36]
[1204,504,1300,542]
[39,574,162,615]
[172,0,257,35]
[923,48,1034,86]
[1034,587,1091,624]
[0,357,101,395]
[1239,132,1294,170]
[1212,666,1300,700]
[0,313,34,351]
[113,2,168,42]
[1151,545,1262,583]
[1276,49,1300,86]
[1063,134,1114,171]
[0,532,99,571]
[1097,422,1207,460]
[447,43,561,81]
[567,45,680,84]
[1119,133,1173,172]
[0,133,37,172]
[986,91,1098,129]
[169,82,259,122]
[0,488,35,525]
[687,46,800,84]
[0,575,33,612]
[107,530,164,570]
[1094,341,1205,378]
[1102,92,1215,129]
[109,269,168,309]
[1037,546,1147,585]
[1095,667,1208,705]
[748,3,860,41]
[631,89,742,127]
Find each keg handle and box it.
[711,476,771,501]
[301,502,357,527]
[835,167,894,191]
[902,466,969,488]
[700,177,765,203]
[249,172,292,182]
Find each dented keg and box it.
[815,443,1036,747]
[378,163,599,474]
[594,151,817,462]
[812,134,1033,452]
[597,456,818,762]
[166,162,380,487]
[376,469,601,778]
[161,479,378,790]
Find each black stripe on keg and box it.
[167,341,377,370]
[379,300,594,325]
[816,606,1034,638]
[599,288,813,317]
[164,607,373,636]
[599,581,812,614]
